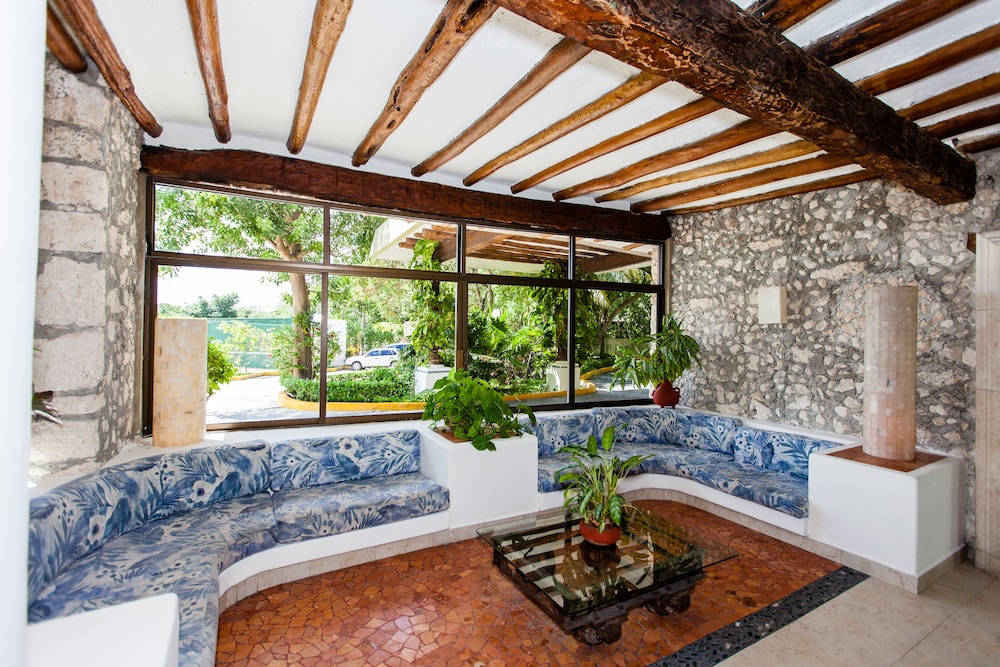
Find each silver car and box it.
[344,347,400,370]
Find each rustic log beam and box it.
[286,0,353,154]
[634,153,854,212]
[412,38,590,177]
[353,0,496,167]
[482,0,829,192]
[578,250,652,274]
[957,134,1000,155]
[185,0,230,143]
[47,4,87,73]
[141,147,667,240]
[51,0,162,136]
[512,97,722,194]
[599,41,1000,204]
[669,170,873,215]
[858,24,1000,96]
[923,104,1000,142]
[554,120,780,201]
[435,229,509,262]
[598,139,819,203]
[806,0,978,65]
[463,71,667,186]
[491,0,975,204]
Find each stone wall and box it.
[32,55,144,478]
[671,150,1000,547]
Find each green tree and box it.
[186,292,241,318]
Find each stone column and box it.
[862,285,918,461]
[153,319,207,447]
[975,232,1000,575]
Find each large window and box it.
[144,183,664,432]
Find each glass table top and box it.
[477,507,738,618]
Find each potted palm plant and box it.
[558,427,651,546]
[612,313,701,408]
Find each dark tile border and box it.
[650,566,869,667]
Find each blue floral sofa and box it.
[533,407,847,531]
[27,430,449,667]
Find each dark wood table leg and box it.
[572,617,624,645]
[645,588,692,615]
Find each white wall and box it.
[0,0,46,663]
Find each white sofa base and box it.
[537,473,809,536]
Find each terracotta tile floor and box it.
[217,500,839,666]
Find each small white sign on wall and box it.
[758,286,788,325]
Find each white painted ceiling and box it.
[79,0,1000,214]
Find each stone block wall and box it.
[32,55,144,478]
[671,150,1000,546]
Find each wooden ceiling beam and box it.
[857,24,1000,97]
[634,154,854,212]
[46,4,87,73]
[411,37,590,177]
[463,71,667,186]
[669,170,874,215]
[185,0,230,143]
[511,97,722,194]
[492,0,975,204]
[554,120,780,201]
[958,134,1000,155]
[600,37,1000,205]
[806,0,978,65]
[597,139,819,203]
[141,147,668,241]
[352,0,496,167]
[484,0,831,192]
[923,104,1000,142]
[286,0,353,154]
[51,0,162,136]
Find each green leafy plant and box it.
[409,239,453,365]
[207,337,237,396]
[612,313,701,388]
[422,368,535,451]
[557,427,651,532]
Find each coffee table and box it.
[477,507,738,645]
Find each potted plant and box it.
[422,368,535,451]
[558,427,651,546]
[612,313,701,407]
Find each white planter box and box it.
[414,365,451,393]
[419,426,537,528]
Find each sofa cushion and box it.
[537,453,575,492]
[678,413,741,456]
[626,444,734,478]
[734,427,839,479]
[269,430,421,491]
[534,414,595,457]
[592,407,662,444]
[271,472,450,543]
[27,456,164,605]
[157,441,271,517]
[688,461,810,518]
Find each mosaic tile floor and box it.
[216,500,841,666]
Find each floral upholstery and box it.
[689,461,810,517]
[592,406,662,444]
[734,427,840,479]
[271,472,449,543]
[157,442,270,514]
[537,453,575,492]
[270,430,421,490]
[533,414,595,457]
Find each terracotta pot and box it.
[652,380,680,408]
[579,520,621,547]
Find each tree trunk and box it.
[289,272,312,379]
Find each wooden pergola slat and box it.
[669,171,874,215]
[286,0,353,154]
[46,4,87,73]
[51,0,162,136]
[411,37,590,177]
[352,0,497,167]
[491,0,975,204]
[185,0,230,143]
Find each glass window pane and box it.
[354,216,457,271]
[575,287,654,404]
[576,237,661,285]
[154,185,323,262]
[156,266,320,424]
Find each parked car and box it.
[386,342,413,355]
[344,347,400,370]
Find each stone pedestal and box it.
[153,319,207,447]
[862,285,917,461]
